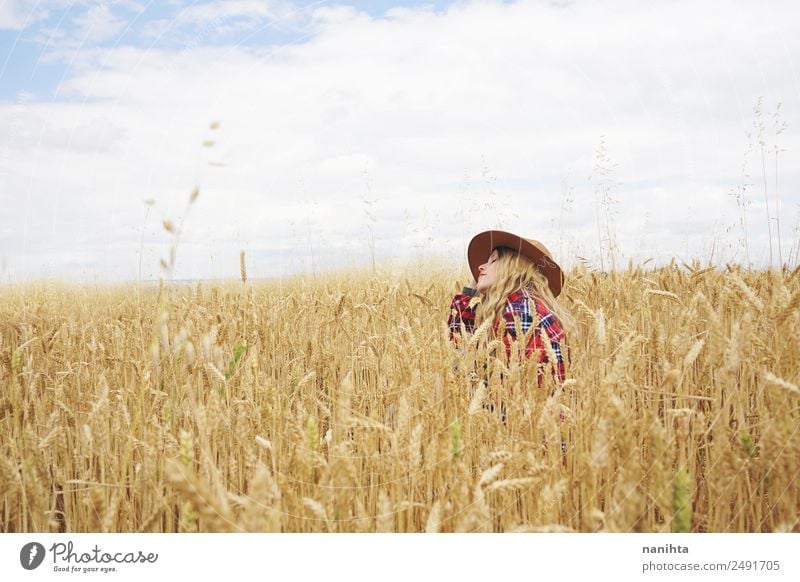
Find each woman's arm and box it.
[447,287,478,346]
[501,292,567,385]
[530,308,567,385]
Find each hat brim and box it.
[467,230,564,297]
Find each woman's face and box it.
[476,249,500,294]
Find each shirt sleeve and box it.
[448,293,476,346]
[532,311,567,386]
[501,294,567,385]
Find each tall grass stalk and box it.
[772,102,788,267]
[754,98,774,267]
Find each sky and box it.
[1,0,800,282]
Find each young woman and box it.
[448,230,572,387]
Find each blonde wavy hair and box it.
[474,246,575,339]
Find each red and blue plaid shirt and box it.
[448,287,569,386]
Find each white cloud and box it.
[140,0,305,44]
[71,3,126,43]
[3,0,800,282]
[0,0,49,29]
[178,0,302,27]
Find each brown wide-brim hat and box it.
[468,230,565,297]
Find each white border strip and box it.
[1,533,798,581]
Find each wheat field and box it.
[1,262,799,533]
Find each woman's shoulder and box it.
[506,288,565,341]
[450,292,479,312]
[505,288,530,313]
[505,288,547,314]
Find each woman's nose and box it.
[478,263,486,274]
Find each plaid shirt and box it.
[448,288,569,386]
